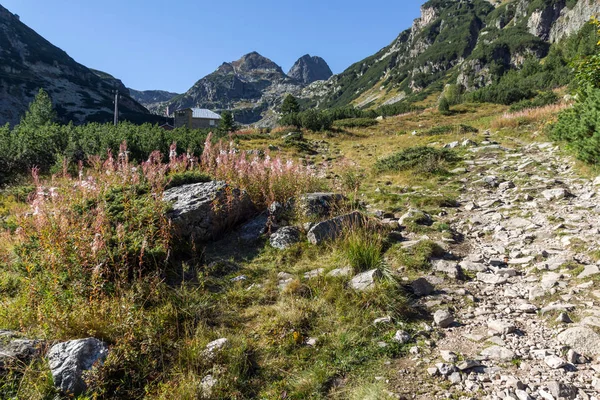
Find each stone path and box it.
[397,140,600,399]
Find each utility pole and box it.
[113,90,119,126]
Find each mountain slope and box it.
[129,89,179,115]
[0,5,154,126]
[302,0,600,110]
[288,54,333,85]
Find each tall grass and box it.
[491,102,570,129]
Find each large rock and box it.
[0,338,44,368]
[297,193,347,219]
[47,338,109,396]
[307,211,364,245]
[164,181,256,242]
[556,327,600,358]
[270,227,301,250]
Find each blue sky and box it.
[2,0,423,93]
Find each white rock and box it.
[349,269,380,291]
[544,355,566,369]
[392,330,411,344]
[433,309,455,328]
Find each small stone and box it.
[270,226,301,250]
[205,338,228,358]
[411,277,434,297]
[374,316,392,325]
[305,337,318,347]
[499,181,515,191]
[456,360,482,371]
[556,312,572,323]
[427,367,439,376]
[433,309,455,328]
[327,266,353,277]
[303,268,324,279]
[436,363,457,376]
[477,272,508,285]
[487,320,517,335]
[201,375,217,395]
[392,330,411,344]
[349,269,380,291]
[440,350,458,363]
[541,188,570,201]
[544,355,566,369]
[448,371,462,384]
[480,346,515,361]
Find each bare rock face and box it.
[287,55,333,85]
[47,338,109,396]
[550,0,600,42]
[163,181,256,243]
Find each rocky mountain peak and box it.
[231,52,284,74]
[287,54,333,85]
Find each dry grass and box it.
[491,102,571,130]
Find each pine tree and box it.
[219,111,237,133]
[281,94,300,115]
[19,88,56,129]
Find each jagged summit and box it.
[288,54,333,85]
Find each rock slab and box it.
[47,338,109,396]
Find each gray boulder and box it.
[556,327,600,358]
[163,181,256,242]
[307,211,364,245]
[0,338,44,368]
[47,338,109,396]
[270,227,301,250]
[297,193,347,219]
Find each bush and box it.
[374,146,459,174]
[332,118,378,129]
[509,91,559,112]
[550,87,600,164]
[438,97,451,115]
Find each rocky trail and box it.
[393,138,600,399]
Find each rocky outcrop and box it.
[550,0,600,42]
[163,181,256,243]
[48,338,109,396]
[287,55,333,85]
[0,5,153,126]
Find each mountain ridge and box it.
[0,4,159,126]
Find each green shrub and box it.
[424,125,454,135]
[550,87,600,164]
[509,91,559,112]
[374,146,459,173]
[333,118,378,129]
[438,97,451,115]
